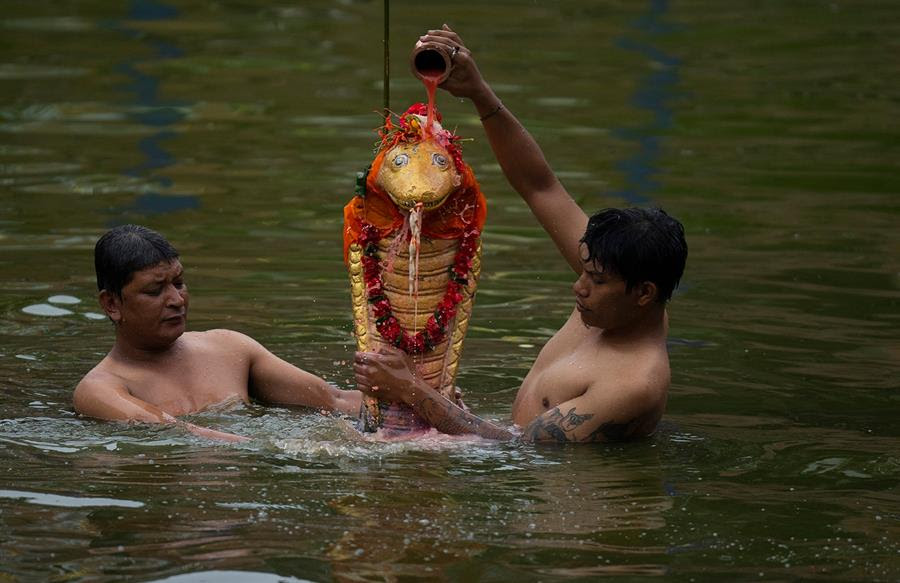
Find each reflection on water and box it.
[1,0,899,581]
[109,0,198,216]
[0,488,144,508]
[610,0,679,206]
[149,573,312,583]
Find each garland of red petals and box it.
[358,222,480,355]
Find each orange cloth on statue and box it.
[343,148,487,264]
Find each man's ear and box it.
[634,281,658,307]
[99,290,122,324]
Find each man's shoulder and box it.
[600,340,669,386]
[187,328,243,340]
[584,344,669,414]
[184,329,267,369]
[186,329,258,350]
[74,365,126,409]
[534,309,592,356]
[76,357,120,388]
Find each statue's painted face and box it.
[376,139,461,211]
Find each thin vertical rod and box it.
[383,0,390,115]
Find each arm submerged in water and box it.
[73,374,249,443]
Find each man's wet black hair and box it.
[95,224,179,297]
[581,208,687,303]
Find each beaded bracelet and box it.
[479,102,504,122]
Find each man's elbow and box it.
[72,383,100,418]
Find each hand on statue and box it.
[352,347,424,405]
[418,25,489,102]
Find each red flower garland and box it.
[358,222,479,355]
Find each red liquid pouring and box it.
[413,46,448,136]
[420,71,441,136]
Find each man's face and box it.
[108,260,189,349]
[572,244,638,330]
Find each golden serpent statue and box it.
[343,103,486,433]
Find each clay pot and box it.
[410,43,453,83]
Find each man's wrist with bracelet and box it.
[479,102,504,121]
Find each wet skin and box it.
[74,260,361,441]
[352,26,673,443]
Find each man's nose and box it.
[166,285,185,306]
[573,273,588,297]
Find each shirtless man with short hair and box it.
[74,224,361,442]
[351,26,688,443]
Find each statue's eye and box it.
[432,153,448,167]
[392,153,409,168]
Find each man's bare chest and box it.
[513,330,604,423]
[518,350,597,402]
[117,356,250,416]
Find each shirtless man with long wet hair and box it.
[352,26,688,443]
[74,224,361,441]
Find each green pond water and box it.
[1,1,898,581]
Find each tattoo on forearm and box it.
[419,396,474,433]
[416,395,510,440]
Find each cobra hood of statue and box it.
[343,103,487,434]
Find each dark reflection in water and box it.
[610,0,680,206]
[108,0,198,216]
